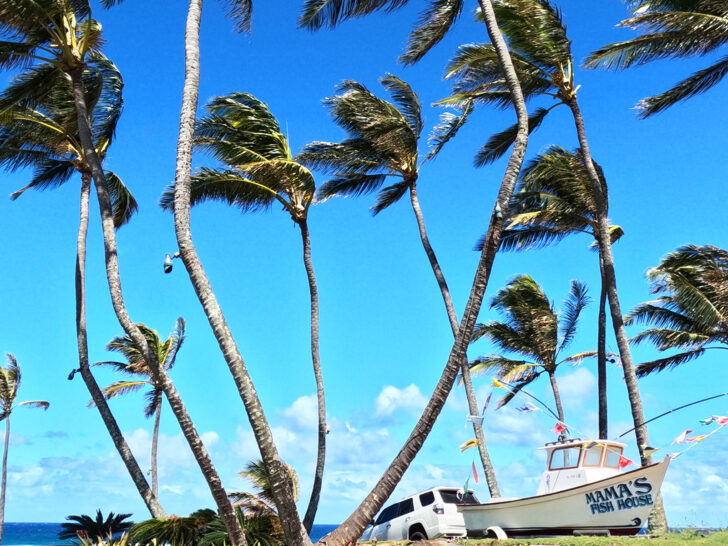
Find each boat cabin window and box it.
[582,444,604,467]
[419,491,435,507]
[549,446,581,470]
[604,446,624,468]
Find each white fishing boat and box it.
[459,438,670,538]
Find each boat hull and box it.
[459,458,670,538]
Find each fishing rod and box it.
[616,392,728,439]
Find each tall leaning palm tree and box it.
[298,1,530,544]
[161,92,326,533]
[443,0,659,472]
[585,1,728,117]
[169,1,314,544]
[0,5,248,539]
[96,319,186,499]
[494,147,623,438]
[0,56,163,517]
[0,354,49,544]
[470,275,590,424]
[627,245,728,376]
[298,75,502,498]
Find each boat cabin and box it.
[536,438,627,495]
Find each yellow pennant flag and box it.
[492,378,507,389]
[460,439,478,452]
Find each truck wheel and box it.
[409,529,427,541]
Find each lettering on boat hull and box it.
[585,476,654,514]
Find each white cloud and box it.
[556,368,596,407]
[282,394,318,430]
[374,384,427,418]
[483,407,548,447]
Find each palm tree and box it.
[169,1,311,543]
[297,1,530,543]
[95,319,186,499]
[0,354,49,544]
[443,0,658,469]
[627,245,728,376]
[0,53,165,516]
[298,75,502,497]
[58,510,133,542]
[470,275,590,424]
[585,1,728,117]
[96,319,247,545]
[230,459,300,518]
[493,147,623,438]
[160,92,326,532]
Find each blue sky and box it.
[0,0,727,529]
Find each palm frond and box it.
[298,0,411,30]
[223,0,253,33]
[371,180,409,215]
[400,0,463,65]
[297,139,384,175]
[381,73,423,139]
[474,107,551,167]
[636,54,728,117]
[101,380,148,400]
[315,172,389,201]
[16,400,49,410]
[630,328,710,350]
[635,348,707,376]
[488,0,572,70]
[558,280,590,352]
[424,100,473,163]
[162,167,281,213]
[561,350,598,365]
[105,170,138,229]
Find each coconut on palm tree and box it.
[585,1,728,117]
[627,245,728,376]
[297,2,530,544]
[0,354,49,544]
[298,75,502,497]
[0,52,162,516]
[160,91,327,533]
[493,146,623,438]
[469,275,590,425]
[95,319,186,499]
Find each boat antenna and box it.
[616,391,728,439]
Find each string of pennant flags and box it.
[457,378,728,486]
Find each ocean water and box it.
[2,522,339,545]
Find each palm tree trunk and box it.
[70,68,247,543]
[323,3,530,543]
[299,221,327,533]
[566,98,667,533]
[409,182,501,497]
[547,370,565,423]
[152,397,162,499]
[171,2,308,544]
[155,367,247,546]
[0,416,10,544]
[597,255,608,439]
[74,174,166,518]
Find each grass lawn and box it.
[359,530,728,545]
